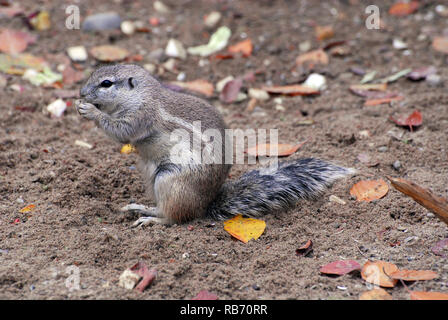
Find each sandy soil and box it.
[1,0,447,299]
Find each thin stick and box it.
[387,176,448,226]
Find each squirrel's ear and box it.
[128,77,137,89]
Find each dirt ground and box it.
[1,0,448,300]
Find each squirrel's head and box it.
[80,64,160,114]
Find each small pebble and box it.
[378,146,388,152]
[248,88,269,101]
[165,38,187,60]
[120,21,135,35]
[82,12,121,31]
[67,46,88,62]
[426,74,441,87]
[392,160,401,170]
[204,11,221,28]
[182,252,189,259]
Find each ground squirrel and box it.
[76,64,354,226]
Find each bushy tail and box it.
[206,158,355,220]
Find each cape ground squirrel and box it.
[76,64,353,226]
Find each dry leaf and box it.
[432,238,448,258]
[171,79,214,97]
[349,83,388,92]
[130,262,157,292]
[389,1,419,16]
[295,240,313,256]
[19,204,36,213]
[62,65,84,85]
[192,290,219,300]
[432,37,448,54]
[121,144,136,154]
[223,214,266,243]
[320,260,361,276]
[350,179,389,202]
[359,289,393,300]
[0,29,36,55]
[361,261,399,288]
[90,45,129,62]
[410,291,448,300]
[389,269,438,281]
[315,25,334,41]
[407,66,437,81]
[246,143,303,157]
[261,84,319,96]
[219,78,243,103]
[228,39,253,57]
[389,110,422,131]
[364,96,403,106]
[295,49,329,66]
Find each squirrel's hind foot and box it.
[120,203,158,216]
[131,216,167,227]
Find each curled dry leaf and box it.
[223,214,266,243]
[19,204,36,213]
[171,79,214,97]
[219,78,243,103]
[350,179,389,202]
[389,110,422,131]
[295,240,313,257]
[246,143,303,157]
[389,1,419,16]
[359,288,393,300]
[361,260,399,288]
[320,260,361,276]
[192,290,219,300]
[90,45,129,62]
[315,25,334,41]
[228,39,253,57]
[407,66,437,81]
[389,269,438,281]
[261,84,319,96]
[410,291,448,300]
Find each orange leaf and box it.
[20,204,36,213]
[359,288,393,300]
[390,110,422,131]
[171,79,214,97]
[389,270,438,281]
[223,214,266,243]
[320,260,361,276]
[295,49,329,66]
[296,240,313,256]
[361,261,399,288]
[432,37,448,54]
[389,1,419,16]
[228,39,253,57]
[261,84,319,96]
[410,291,448,300]
[315,25,334,41]
[120,144,136,154]
[350,179,389,202]
[246,143,303,157]
[364,96,403,106]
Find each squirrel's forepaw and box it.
[75,100,99,120]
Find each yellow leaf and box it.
[223,214,266,243]
[121,144,136,154]
[20,204,35,213]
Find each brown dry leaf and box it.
[361,261,399,288]
[359,288,393,300]
[62,65,84,85]
[171,79,214,97]
[90,45,129,62]
[410,291,448,300]
[364,96,403,106]
[389,269,438,281]
[296,240,313,257]
[350,179,389,202]
[219,78,243,103]
[0,29,36,55]
[261,84,319,96]
[246,143,303,157]
[389,110,422,131]
[432,37,448,54]
[320,260,361,276]
[389,1,419,16]
[228,39,253,57]
[295,49,329,66]
[129,261,157,292]
[315,25,334,41]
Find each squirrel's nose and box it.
[80,86,88,98]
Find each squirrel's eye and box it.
[100,80,113,88]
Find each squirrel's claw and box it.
[131,216,165,227]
